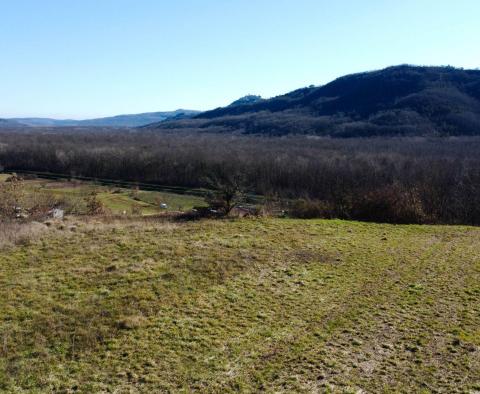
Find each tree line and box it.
[1,129,480,225]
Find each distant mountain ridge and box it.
[8,109,200,128]
[147,65,480,137]
[5,65,480,136]
[0,119,24,128]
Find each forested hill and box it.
[147,65,480,137]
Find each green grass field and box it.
[0,218,479,392]
[20,178,206,215]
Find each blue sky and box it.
[1,0,479,119]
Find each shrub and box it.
[0,177,25,219]
[352,184,428,224]
[130,204,142,216]
[85,193,107,216]
[289,199,335,219]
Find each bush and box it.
[85,193,107,216]
[130,204,142,216]
[176,206,222,221]
[352,184,428,224]
[289,199,335,219]
[0,177,25,219]
[25,193,58,220]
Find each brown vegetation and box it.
[1,130,480,224]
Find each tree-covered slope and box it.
[148,65,480,136]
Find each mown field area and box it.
[0,217,479,393]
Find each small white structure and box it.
[160,203,168,209]
[14,206,28,219]
[49,208,64,220]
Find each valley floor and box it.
[0,218,479,393]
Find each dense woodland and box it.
[1,129,480,225]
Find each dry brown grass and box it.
[0,214,179,250]
[0,221,49,249]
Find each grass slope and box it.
[0,219,479,392]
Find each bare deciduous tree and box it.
[204,170,247,215]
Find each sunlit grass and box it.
[0,218,479,392]
[22,178,205,215]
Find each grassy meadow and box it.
[0,217,479,393]
[19,177,206,215]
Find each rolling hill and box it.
[146,65,480,137]
[0,119,25,128]
[9,109,200,128]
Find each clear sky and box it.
[1,0,479,119]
